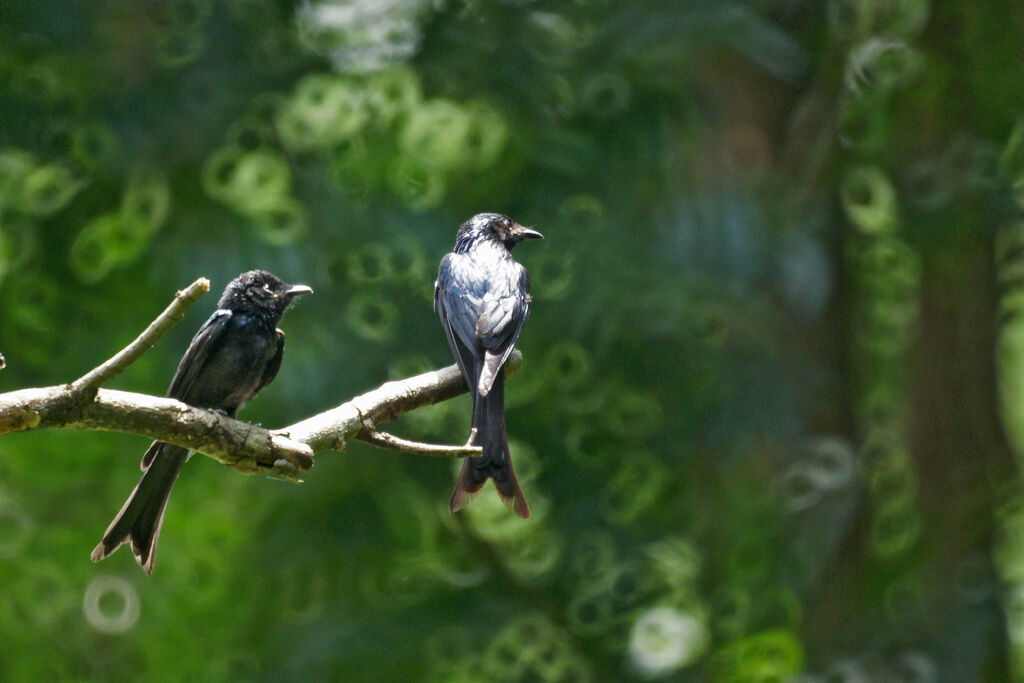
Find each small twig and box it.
[356,425,483,457]
[69,278,210,399]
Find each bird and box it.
[91,270,312,574]
[434,213,543,518]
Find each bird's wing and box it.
[165,309,232,401]
[256,329,286,395]
[436,253,483,386]
[476,266,530,396]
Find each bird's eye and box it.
[263,283,274,294]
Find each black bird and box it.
[91,270,312,574]
[435,213,543,518]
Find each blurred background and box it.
[0,0,1021,680]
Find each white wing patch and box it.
[478,350,503,396]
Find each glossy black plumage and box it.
[91,270,312,574]
[435,213,543,518]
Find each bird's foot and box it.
[463,428,478,447]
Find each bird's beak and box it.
[286,284,314,298]
[518,226,544,240]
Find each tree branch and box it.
[273,350,522,459]
[280,354,521,453]
[0,354,521,478]
[357,425,482,457]
[0,386,313,481]
[69,278,210,399]
[0,278,524,481]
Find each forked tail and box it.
[449,372,530,519]
[91,442,188,574]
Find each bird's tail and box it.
[90,442,188,574]
[449,372,530,519]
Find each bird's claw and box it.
[464,427,478,447]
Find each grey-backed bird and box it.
[435,213,543,518]
[91,270,312,573]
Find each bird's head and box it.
[219,269,313,317]
[457,213,544,251]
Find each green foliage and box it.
[0,0,1020,679]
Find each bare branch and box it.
[0,386,313,480]
[70,278,211,399]
[356,425,483,458]
[0,276,526,479]
[0,352,522,474]
[0,356,521,480]
[282,350,522,453]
